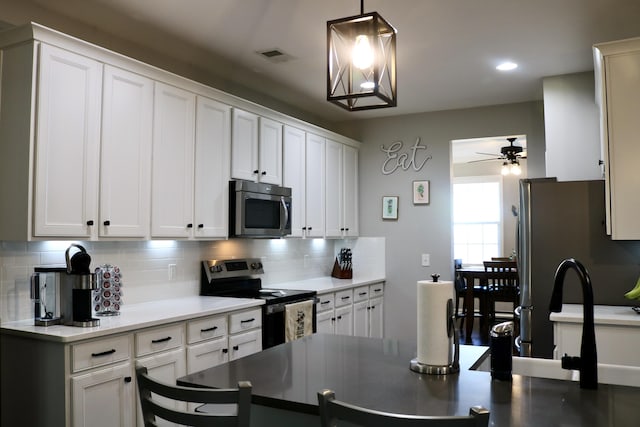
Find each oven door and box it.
[262,299,317,349]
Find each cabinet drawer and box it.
[229,308,262,334]
[353,286,369,302]
[135,323,184,357]
[369,283,384,297]
[187,315,227,344]
[72,334,131,373]
[316,293,335,312]
[335,289,353,307]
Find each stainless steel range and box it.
[200,258,317,349]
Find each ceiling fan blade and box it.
[468,157,502,163]
[475,152,502,157]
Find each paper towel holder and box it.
[410,298,460,374]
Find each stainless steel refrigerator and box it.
[517,178,640,358]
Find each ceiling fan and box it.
[470,137,527,163]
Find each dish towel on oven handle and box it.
[285,300,314,342]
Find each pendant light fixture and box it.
[327,0,397,111]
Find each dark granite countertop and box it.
[178,334,639,426]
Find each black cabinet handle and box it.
[337,315,342,320]
[367,306,371,310]
[340,228,345,231]
[345,228,350,231]
[253,169,259,174]
[302,227,307,231]
[86,220,94,226]
[198,224,204,228]
[200,326,218,333]
[91,349,116,358]
[373,288,382,293]
[359,292,367,296]
[151,336,172,344]
[341,296,350,300]
[187,223,193,228]
[103,220,111,226]
[124,376,132,383]
[261,171,267,175]
[240,318,255,324]
[370,305,375,310]
[320,301,331,305]
[232,345,239,351]
[331,317,336,322]
[222,348,229,354]
[308,227,312,231]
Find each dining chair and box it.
[318,389,490,426]
[135,366,251,427]
[454,266,490,333]
[483,261,520,327]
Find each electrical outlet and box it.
[421,254,430,267]
[168,264,176,281]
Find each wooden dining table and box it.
[455,267,519,343]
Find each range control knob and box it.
[250,262,262,270]
[209,264,223,273]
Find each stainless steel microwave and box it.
[229,180,292,238]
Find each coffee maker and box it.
[30,244,99,327]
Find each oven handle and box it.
[265,297,318,315]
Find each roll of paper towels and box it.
[416,280,455,366]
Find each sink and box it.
[472,353,640,387]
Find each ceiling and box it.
[11,0,640,125]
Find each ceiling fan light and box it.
[501,162,510,176]
[511,161,522,176]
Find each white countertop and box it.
[0,296,264,343]
[267,275,385,295]
[550,304,640,326]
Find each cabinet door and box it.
[151,82,195,238]
[369,296,384,338]
[33,43,102,238]
[258,117,283,185]
[334,305,353,336]
[194,96,231,238]
[342,144,359,236]
[100,65,153,238]
[353,300,369,337]
[604,51,640,239]
[186,337,229,374]
[283,125,307,237]
[231,108,259,182]
[316,309,335,334]
[305,133,325,237]
[136,348,187,427]
[229,329,262,361]
[325,140,343,238]
[71,362,134,427]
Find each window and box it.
[453,176,502,265]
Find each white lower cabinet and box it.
[71,362,135,427]
[318,283,384,338]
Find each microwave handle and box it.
[280,196,289,234]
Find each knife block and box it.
[331,258,352,279]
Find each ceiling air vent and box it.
[257,48,293,63]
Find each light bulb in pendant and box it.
[352,35,374,69]
[511,162,522,176]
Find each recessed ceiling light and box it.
[496,61,518,71]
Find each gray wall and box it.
[342,102,545,343]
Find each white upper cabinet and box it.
[325,140,358,238]
[231,109,282,185]
[151,82,196,238]
[33,43,103,238]
[194,96,231,238]
[283,125,307,237]
[594,37,640,239]
[258,117,283,185]
[305,133,326,238]
[100,65,153,238]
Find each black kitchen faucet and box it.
[549,258,598,389]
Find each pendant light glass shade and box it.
[327,11,397,111]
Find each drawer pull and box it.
[320,301,331,305]
[359,292,367,296]
[91,349,116,358]
[124,376,132,383]
[341,296,350,300]
[232,345,239,351]
[222,348,229,354]
[200,326,218,333]
[240,318,255,324]
[151,336,172,344]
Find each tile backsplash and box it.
[0,237,385,323]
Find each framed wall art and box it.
[413,180,430,204]
[382,196,399,220]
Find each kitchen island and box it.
[178,333,640,427]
